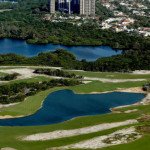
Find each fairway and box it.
[68,70,150,79]
[0,67,150,150]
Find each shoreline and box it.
[0,87,148,120]
[76,87,146,95]
[111,92,149,112]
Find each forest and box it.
[0,0,149,50]
[0,49,150,72]
[34,68,83,79]
[0,78,81,104]
[0,0,149,72]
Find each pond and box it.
[0,38,122,61]
[0,90,145,126]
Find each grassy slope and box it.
[0,72,7,77]
[68,70,150,79]
[0,105,150,150]
[71,81,147,93]
[0,80,146,116]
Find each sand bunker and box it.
[22,119,137,141]
[0,148,17,150]
[52,127,141,149]
[0,68,36,79]
[0,103,19,109]
[132,70,150,74]
[84,77,146,83]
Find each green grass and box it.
[0,87,64,116]
[0,80,146,117]
[0,106,150,150]
[0,112,141,149]
[68,70,150,79]
[71,81,147,93]
[0,68,150,150]
[0,72,7,77]
[101,135,150,150]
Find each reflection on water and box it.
[0,90,144,126]
[0,38,122,61]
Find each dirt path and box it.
[84,77,146,83]
[22,119,137,141]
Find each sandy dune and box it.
[0,148,17,150]
[132,70,150,74]
[0,68,36,79]
[52,127,141,150]
[84,77,146,83]
[22,119,137,141]
[0,103,19,109]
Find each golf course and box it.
[0,66,150,150]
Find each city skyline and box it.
[49,0,95,16]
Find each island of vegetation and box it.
[0,49,149,71]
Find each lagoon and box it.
[0,38,122,61]
[0,90,145,126]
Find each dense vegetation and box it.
[34,68,83,79]
[0,0,149,72]
[0,73,19,81]
[143,83,150,92]
[0,78,81,104]
[0,0,149,50]
[0,49,150,72]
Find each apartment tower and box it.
[49,0,95,16]
[49,0,55,14]
[80,0,95,16]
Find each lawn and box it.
[71,80,147,93]
[0,105,150,150]
[0,80,147,117]
[68,70,150,79]
[0,70,150,150]
[0,72,7,77]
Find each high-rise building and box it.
[80,0,95,16]
[57,0,71,14]
[49,0,95,16]
[49,0,55,14]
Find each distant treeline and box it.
[0,49,150,72]
[0,78,81,104]
[0,0,149,50]
[34,68,83,79]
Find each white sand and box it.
[0,148,17,150]
[124,109,138,113]
[117,87,145,93]
[22,119,137,141]
[84,77,146,83]
[140,93,150,105]
[132,70,150,74]
[0,68,36,79]
[0,103,19,109]
[0,115,23,119]
[53,127,141,150]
